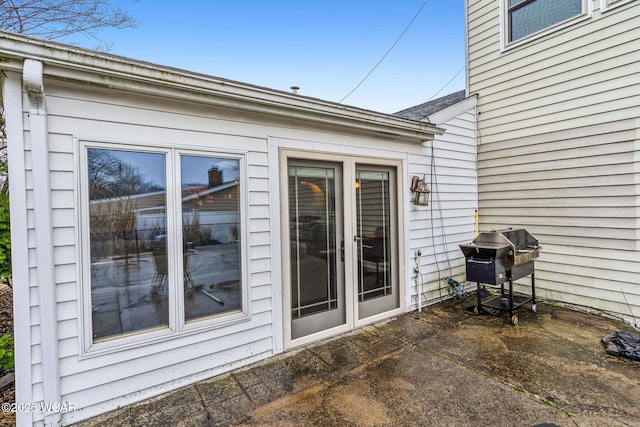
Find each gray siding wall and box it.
[467,0,640,322]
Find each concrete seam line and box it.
[413,343,574,419]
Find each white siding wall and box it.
[40,80,277,424]
[409,109,478,307]
[12,75,469,424]
[6,51,478,424]
[467,0,640,322]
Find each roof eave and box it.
[0,32,444,142]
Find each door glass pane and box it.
[356,170,392,302]
[289,166,338,318]
[88,148,168,342]
[181,156,242,322]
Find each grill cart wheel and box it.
[473,305,479,315]
[532,304,537,313]
[511,314,519,326]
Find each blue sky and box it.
[79,0,465,114]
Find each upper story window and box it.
[507,0,585,42]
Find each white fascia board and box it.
[427,94,478,126]
[0,31,443,142]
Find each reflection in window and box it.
[508,0,583,42]
[88,149,168,342]
[180,156,242,322]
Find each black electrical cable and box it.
[429,141,460,308]
[339,0,431,103]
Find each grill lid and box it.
[471,228,539,250]
[460,228,541,267]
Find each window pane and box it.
[88,149,168,341]
[181,156,242,322]
[510,0,582,41]
[356,170,392,302]
[288,165,338,318]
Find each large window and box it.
[84,145,244,345]
[507,0,584,42]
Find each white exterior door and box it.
[282,152,402,348]
[287,160,346,340]
[354,165,399,320]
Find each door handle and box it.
[340,240,345,262]
[354,235,363,242]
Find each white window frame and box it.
[78,140,250,357]
[501,0,591,50]
[601,0,635,12]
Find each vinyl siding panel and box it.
[28,80,280,424]
[467,0,640,322]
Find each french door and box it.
[355,167,399,319]
[288,161,345,339]
[284,154,400,344]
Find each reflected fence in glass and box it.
[88,149,243,342]
[88,148,169,342]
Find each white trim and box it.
[77,141,252,357]
[278,149,353,350]
[427,95,478,126]
[402,158,413,312]
[4,70,34,426]
[351,157,405,329]
[267,136,284,355]
[23,59,62,425]
[501,0,592,51]
[176,148,252,332]
[274,140,408,350]
[601,0,635,12]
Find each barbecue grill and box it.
[460,228,541,325]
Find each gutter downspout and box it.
[4,70,33,426]
[23,59,61,426]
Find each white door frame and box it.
[277,146,406,350]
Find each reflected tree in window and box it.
[87,148,168,342]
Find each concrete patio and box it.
[75,296,640,426]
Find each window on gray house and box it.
[508,0,583,42]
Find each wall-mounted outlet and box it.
[416,249,422,257]
[413,267,420,274]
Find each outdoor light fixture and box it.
[410,175,430,206]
